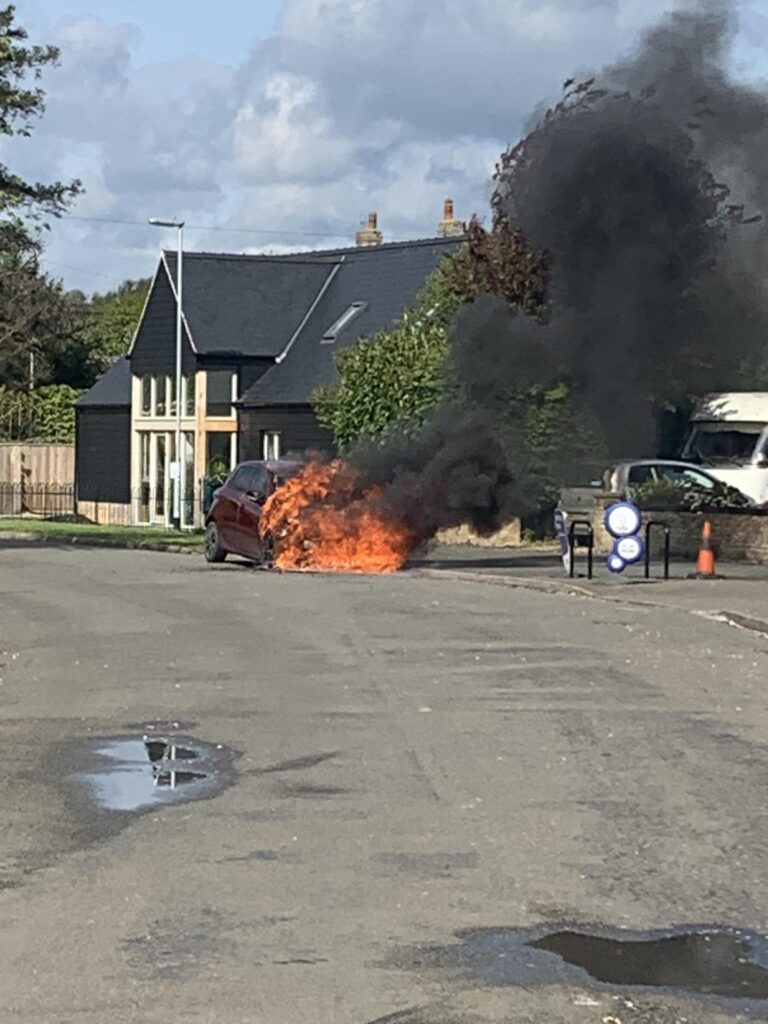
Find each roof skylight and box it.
[321,302,367,343]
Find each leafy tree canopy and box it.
[0,5,85,399]
[82,278,151,370]
[313,260,461,451]
[0,4,81,258]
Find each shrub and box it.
[631,477,752,512]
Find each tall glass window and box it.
[206,432,233,481]
[141,377,151,416]
[184,375,195,417]
[155,376,167,417]
[261,430,281,460]
[183,432,195,527]
[206,370,235,417]
[155,434,166,518]
[138,433,151,522]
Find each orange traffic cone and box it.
[696,519,716,578]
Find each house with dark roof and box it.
[75,201,465,527]
[75,356,132,522]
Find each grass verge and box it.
[0,518,204,551]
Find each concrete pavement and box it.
[418,544,768,633]
[2,545,768,1023]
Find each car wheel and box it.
[205,522,227,563]
[261,530,275,568]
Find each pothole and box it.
[532,927,768,997]
[73,735,231,812]
[392,925,768,1003]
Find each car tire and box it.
[261,530,275,568]
[205,522,227,563]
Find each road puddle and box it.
[532,928,768,997]
[75,735,229,812]
[395,925,768,1003]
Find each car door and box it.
[236,465,270,561]
[210,473,244,551]
[216,466,255,555]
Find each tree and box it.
[0,260,86,388]
[0,5,83,390]
[313,262,463,451]
[81,279,151,370]
[443,215,550,319]
[0,5,81,258]
[0,382,82,442]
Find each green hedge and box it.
[0,385,83,443]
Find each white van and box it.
[682,392,768,504]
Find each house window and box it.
[261,430,281,460]
[206,370,235,417]
[155,376,167,416]
[138,433,151,521]
[182,432,195,527]
[206,431,235,482]
[155,434,166,518]
[321,302,366,343]
[184,375,195,417]
[141,377,152,416]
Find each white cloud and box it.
[8,0,761,293]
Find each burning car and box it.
[204,459,303,565]
[206,454,428,574]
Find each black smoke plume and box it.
[351,408,534,538]
[452,1,768,459]
[349,1,768,536]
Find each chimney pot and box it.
[437,197,464,239]
[356,210,383,247]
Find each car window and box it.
[273,464,302,487]
[689,428,761,462]
[656,465,715,489]
[230,466,256,493]
[249,466,269,497]
[681,468,716,489]
[627,465,655,485]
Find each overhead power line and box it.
[64,214,356,238]
[40,256,126,284]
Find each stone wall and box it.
[593,494,768,564]
[436,519,522,548]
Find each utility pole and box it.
[149,218,185,530]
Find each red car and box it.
[204,459,302,565]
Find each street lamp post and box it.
[149,217,184,530]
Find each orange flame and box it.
[259,460,419,573]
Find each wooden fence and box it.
[0,443,74,486]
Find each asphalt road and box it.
[2,545,768,1024]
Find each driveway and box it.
[2,546,768,1023]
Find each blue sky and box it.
[16,0,284,65]
[5,1,768,293]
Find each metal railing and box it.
[0,480,227,527]
[644,521,671,580]
[568,519,594,580]
[0,482,75,518]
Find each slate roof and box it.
[76,356,131,407]
[78,236,462,410]
[238,237,461,407]
[163,252,336,358]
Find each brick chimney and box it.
[436,198,464,238]
[356,211,383,247]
